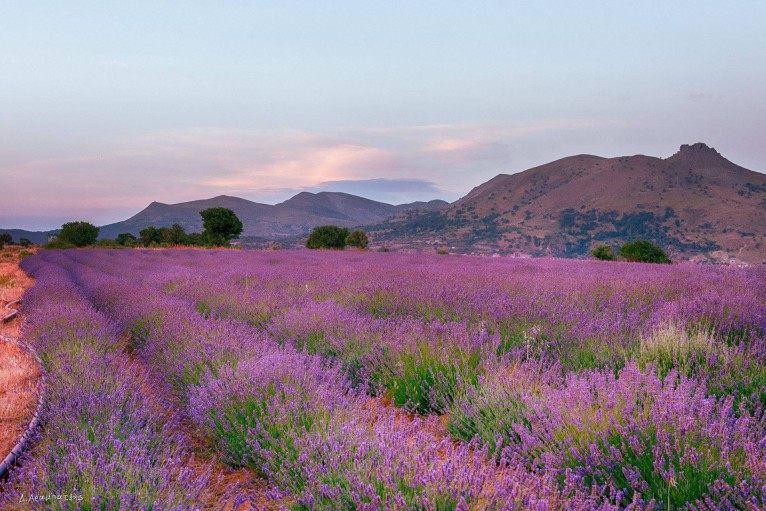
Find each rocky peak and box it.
[666,142,729,165]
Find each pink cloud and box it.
[1,118,635,229]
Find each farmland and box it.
[3,248,766,510]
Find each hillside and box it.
[95,192,447,240]
[368,143,766,263]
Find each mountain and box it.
[0,229,51,245]
[96,192,447,240]
[368,143,766,263]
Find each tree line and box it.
[35,211,374,252]
[44,208,244,249]
[591,240,671,264]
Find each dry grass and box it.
[0,340,40,458]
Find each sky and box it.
[2,1,765,230]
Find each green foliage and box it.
[306,225,350,250]
[43,238,77,250]
[58,221,99,247]
[95,238,120,248]
[448,384,532,457]
[634,324,766,410]
[115,232,137,247]
[383,342,482,414]
[19,238,33,248]
[562,421,746,508]
[591,244,614,261]
[139,226,162,246]
[185,232,206,246]
[619,240,671,264]
[345,229,369,249]
[137,226,206,247]
[200,207,243,246]
[161,223,188,245]
[0,233,11,249]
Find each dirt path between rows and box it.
[0,247,41,475]
[126,349,289,511]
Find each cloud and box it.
[1,117,635,229]
[316,178,446,204]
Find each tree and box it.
[186,232,206,246]
[58,221,99,247]
[160,224,188,245]
[200,208,243,247]
[116,233,138,247]
[345,229,369,249]
[19,238,33,248]
[0,233,11,250]
[591,244,615,261]
[139,226,162,246]
[306,225,349,249]
[619,240,671,264]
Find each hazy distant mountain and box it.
[368,143,766,263]
[96,192,448,240]
[0,228,50,245]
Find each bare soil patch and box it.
[0,246,39,467]
[0,340,40,461]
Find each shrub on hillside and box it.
[345,229,369,249]
[620,240,671,263]
[591,244,615,261]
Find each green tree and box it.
[591,244,615,261]
[186,232,206,246]
[200,208,243,247]
[139,226,162,246]
[0,233,11,250]
[306,225,349,249]
[115,233,138,247]
[345,229,369,249]
[620,240,671,264]
[19,238,33,248]
[58,221,99,247]
[160,224,188,245]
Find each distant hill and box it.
[368,143,766,264]
[0,229,51,245]
[93,192,447,240]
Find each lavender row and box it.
[2,255,205,510]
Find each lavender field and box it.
[4,249,766,510]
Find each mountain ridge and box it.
[368,143,766,263]
[1,192,448,243]
[4,143,765,263]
